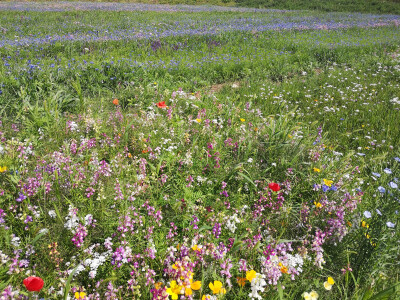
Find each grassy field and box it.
[0,2,400,300]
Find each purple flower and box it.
[363,211,372,219]
[384,168,392,174]
[386,222,396,228]
[16,193,27,202]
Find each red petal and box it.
[23,276,44,292]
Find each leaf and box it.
[31,228,49,246]
[277,282,284,300]
[367,283,400,300]
[64,264,81,300]
[237,172,257,188]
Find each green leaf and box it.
[64,264,81,300]
[367,283,400,300]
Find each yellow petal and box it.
[327,277,335,285]
[191,281,201,290]
[246,270,257,282]
[185,287,193,296]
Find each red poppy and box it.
[112,98,119,105]
[156,101,167,108]
[268,182,280,192]
[23,276,44,292]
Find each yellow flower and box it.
[314,201,322,208]
[323,179,333,187]
[192,244,200,252]
[0,166,7,173]
[166,281,183,300]
[240,118,245,122]
[202,295,213,300]
[246,270,257,282]
[74,292,86,299]
[313,167,321,172]
[209,280,226,294]
[361,221,369,228]
[324,277,334,291]
[195,118,202,123]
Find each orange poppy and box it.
[113,98,119,105]
[156,101,167,108]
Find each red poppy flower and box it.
[23,276,44,292]
[268,182,280,192]
[156,101,167,108]
[112,98,119,105]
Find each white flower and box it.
[48,210,56,218]
[324,281,333,290]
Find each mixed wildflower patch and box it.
[0,2,399,299]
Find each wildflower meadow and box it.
[0,1,400,299]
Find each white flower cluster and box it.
[249,273,267,300]
[286,253,304,274]
[84,251,111,279]
[64,205,79,231]
[225,214,240,233]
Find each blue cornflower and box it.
[322,184,330,192]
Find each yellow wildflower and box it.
[75,292,86,299]
[246,270,257,282]
[240,118,245,122]
[0,166,7,173]
[324,277,335,290]
[323,179,333,187]
[314,201,322,208]
[166,281,183,300]
[313,167,321,173]
[195,118,202,123]
[361,221,369,228]
[209,281,226,295]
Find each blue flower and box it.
[389,182,398,189]
[384,168,392,174]
[322,184,330,192]
[363,211,372,219]
[378,186,386,193]
[394,157,400,162]
[330,185,337,192]
[372,172,381,178]
[386,221,395,228]
[376,209,382,216]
